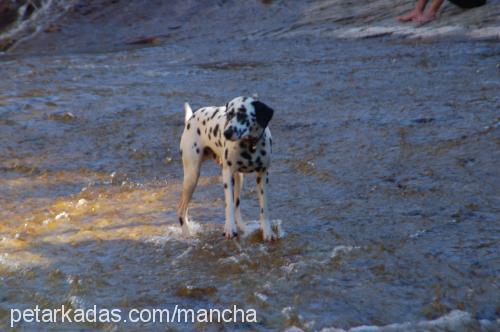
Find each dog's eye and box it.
[236,111,248,123]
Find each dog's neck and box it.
[242,128,266,147]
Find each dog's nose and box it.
[224,128,234,140]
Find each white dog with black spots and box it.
[177,96,276,241]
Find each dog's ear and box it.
[253,101,274,128]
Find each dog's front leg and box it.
[257,170,276,241]
[233,172,246,233]
[223,167,238,239]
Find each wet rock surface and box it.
[0,0,499,331]
[2,0,499,54]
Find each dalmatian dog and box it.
[177,96,276,241]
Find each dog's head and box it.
[223,96,274,142]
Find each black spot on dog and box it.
[260,208,264,214]
[179,217,184,225]
[260,150,266,156]
[226,110,235,121]
[241,151,251,160]
[193,142,197,147]
[231,177,235,186]
[256,176,261,184]
[225,148,228,159]
[224,183,228,189]
[197,128,201,135]
[196,148,200,154]
[266,177,269,184]
[186,123,190,130]
[227,160,232,166]
[213,124,219,137]
[236,198,240,207]
[210,109,219,120]
[203,120,206,125]
[260,189,264,195]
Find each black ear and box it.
[253,101,274,128]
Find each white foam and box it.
[319,310,497,332]
[282,261,307,274]
[241,219,286,239]
[76,199,88,208]
[146,218,204,245]
[240,220,260,237]
[254,292,269,303]
[275,219,286,238]
[409,229,427,239]
[218,252,251,265]
[146,218,285,245]
[171,247,194,266]
[331,245,360,258]
[55,211,69,220]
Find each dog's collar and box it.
[242,130,266,146]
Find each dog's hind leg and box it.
[177,155,201,237]
[233,172,246,233]
[223,167,238,239]
[257,170,276,241]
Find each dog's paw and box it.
[262,229,277,242]
[222,231,238,239]
[223,225,238,239]
[181,224,190,237]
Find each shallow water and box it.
[1,9,500,330]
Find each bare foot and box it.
[414,13,436,25]
[396,9,422,22]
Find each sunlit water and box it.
[0,31,499,330]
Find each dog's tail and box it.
[184,103,193,123]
